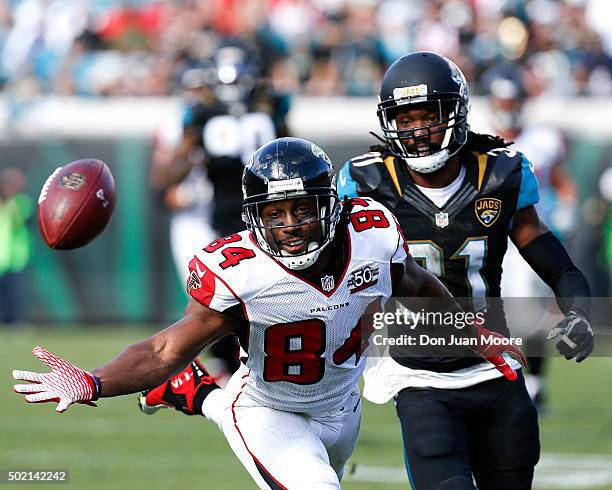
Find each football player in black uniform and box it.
[176,40,286,237]
[338,52,594,490]
[165,40,287,378]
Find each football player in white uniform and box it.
[13,138,525,489]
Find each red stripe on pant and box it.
[231,384,288,490]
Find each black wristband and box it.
[88,372,102,400]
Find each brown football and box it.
[37,159,116,250]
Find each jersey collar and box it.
[248,226,352,298]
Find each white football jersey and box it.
[187,198,408,413]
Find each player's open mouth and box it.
[409,144,431,153]
[281,238,307,253]
[405,143,438,156]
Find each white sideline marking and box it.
[344,453,612,488]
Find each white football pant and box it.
[202,367,361,489]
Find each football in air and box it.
[37,159,116,250]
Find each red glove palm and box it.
[13,346,100,413]
[471,326,527,381]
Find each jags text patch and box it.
[475,198,501,227]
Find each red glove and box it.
[13,346,100,413]
[471,326,527,381]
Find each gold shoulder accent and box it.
[383,155,402,196]
[474,152,489,192]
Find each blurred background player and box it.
[0,167,33,326]
[150,62,217,290]
[485,65,580,412]
[179,39,286,237]
[151,39,289,381]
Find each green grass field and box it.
[2,327,611,489]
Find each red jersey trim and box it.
[189,256,250,324]
[248,226,352,298]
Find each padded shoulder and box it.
[338,145,404,202]
[476,148,539,217]
[478,148,528,192]
[187,231,286,310]
[346,197,408,265]
[338,151,386,198]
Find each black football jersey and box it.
[184,103,277,236]
[338,146,539,371]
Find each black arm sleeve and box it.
[518,231,591,318]
[391,262,405,295]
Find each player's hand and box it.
[471,326,527,381]
[547,311,594,362]
[12,346,100,413]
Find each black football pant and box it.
[395,372,539,490]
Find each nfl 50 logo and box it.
[348,265,379,294]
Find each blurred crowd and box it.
[0,0,611,98]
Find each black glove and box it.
[547,311,594,362]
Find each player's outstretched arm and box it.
[511,205,594,362]
[12,300,237,412]
[393,255,526,381]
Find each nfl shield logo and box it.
[59,172,85,190]
[435,212,449,228]
[321,275,335,292]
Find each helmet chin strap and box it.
[404,149,450,173]
[280,241,319,257]
[389,105,460,174]
[279,241,324,270]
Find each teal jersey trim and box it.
[401,424,417,489]
[337,162,358,199]
[182,105,194,127]
[517,155,540,211]
[510,155,540,230]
